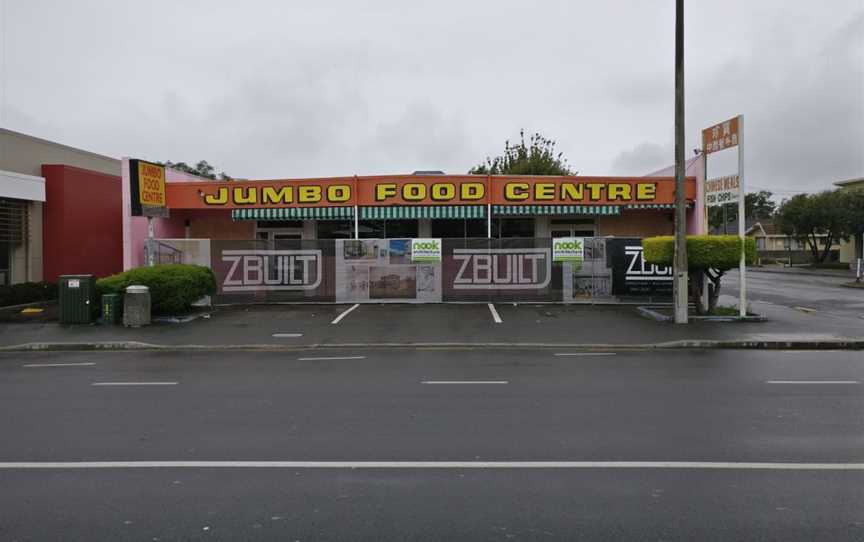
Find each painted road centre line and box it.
[0,461,862,470]
[554,353,617,357]
[487,303,502,324]
[331,303,360,324]
[272,333,303,338]
[91,382,179,386]
[23,362,96,368]
[765,380,860,385]
[422,381,509,385]
[298,356,366,361]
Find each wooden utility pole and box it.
[673,0,689,323]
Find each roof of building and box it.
[834,177,864,187]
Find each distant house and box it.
[834,177,864,266]
[743,220,838,264]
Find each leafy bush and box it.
[96,264,216,315]
[0,281,58,307]
[642,235,757,315]
[642,235,756,270]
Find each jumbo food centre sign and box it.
[164,175,696,209]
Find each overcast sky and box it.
[1,1,861,196]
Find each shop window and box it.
[384,220,418,239]
[317,220,354,239]
[257,220,303,229]
[431,219,465,238]
[493,218,534,238]
[359,220,385,239]
[431,219,488,238]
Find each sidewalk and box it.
[1,302,861,351]
[749,265,857,280]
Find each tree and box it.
[160,160,231,180]
[776,189,864,262]
[643,235,756,315]
[708,190,776,231]
[469,130,575,176]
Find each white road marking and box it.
[272,333,303,338]
[0,461,862,470]
[794,306,817,313]
[765,380,860,385]
[92,382,178,386]
[331,304,360,324]
[422,381,508,385]
[23,362,96,368]
[554,353,616,357]
[297,356,366,361]
[487,303,502,324]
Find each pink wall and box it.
[643,156,706,234]
[122,158,206,270]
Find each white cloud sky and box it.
[1,0,861,194]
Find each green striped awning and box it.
[492,205,620,216]
[231,207,354,221]
[625,203,693,210]
[360,206,485,220]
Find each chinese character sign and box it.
[702,117,739,155]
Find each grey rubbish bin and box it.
[123,285,151,327]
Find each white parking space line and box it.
[272,333,303,338]
[765,380,860,385]
[23,362,96,368]
[554,353,616,357]
[0,461,862,470]
[298,356,366,361]
[331,304,360,324]
[422,381,508,385]
[91,382,179,386]
[487,303,502,324]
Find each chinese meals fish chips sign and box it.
[704,175,740,207]
[701,117,739,155]
[129,159,167,217]
[411,239,441,263]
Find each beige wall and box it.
[597,211,673,237]
[0,129,118,284]
[0,128,119,177]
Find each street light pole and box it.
[673,0,688,324]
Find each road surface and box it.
[1,348,862,541]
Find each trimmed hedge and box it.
[0,281,58,307]
[96,264,216,315]
[643,235,756,271]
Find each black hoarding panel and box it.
[607,238,673,299]
[442,238,562,302]
[210,240,336,303]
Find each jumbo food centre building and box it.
[122,159,701,304]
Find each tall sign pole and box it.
[737,115,746,317]
[673,0,688,324]
[702,115,744,316]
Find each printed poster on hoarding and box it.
[411,238,442,263]
[553,237,584,268]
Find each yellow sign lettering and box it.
[636,183,656,201]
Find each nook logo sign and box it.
[411,238,442,263]
[552,237,585,265]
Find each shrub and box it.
[0,281,58,307]
[96,264,216,315]
[642,235,756,270]
[642,235,757,315]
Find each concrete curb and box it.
[1,339,862,352]
[748,268,855,280]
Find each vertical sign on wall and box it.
[129,159,168,267]
[702,115,746,317]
